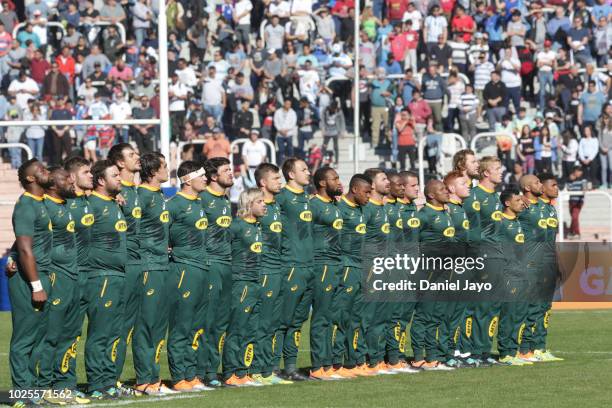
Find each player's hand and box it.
[32,289,47,307]
[5,259,17,277]
[116,193,127,206]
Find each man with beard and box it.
[108,143,143,394]
[8,159,53,406]
[38,166,91,404]
[250,163,293,385]
[441,171,471,368]
[469,157,504,366]
[362,168,394,374]
[166,161,213,391]
[410,180,455,371]
[331,174,374,377]
[62,157,94,393]
[532,174,563,362]
[275,158,313,381]
[308,167,347,380]
[383,171,417,373]
[452,149,482,365]
[199,157,234,387]
[133,152,173,395]
[84,160,129,397]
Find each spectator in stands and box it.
[423,5,447,54]
[598,114,612,189]
[108,58,134,82]
[0,3,17,34]
[41,61,69,102]
[421,63,446,131]
[483,70,506,131]
[132,94,156,154]
[370,67,393,146]
[110,91,132,143]
[321,100,345,165]
[567,15,592,66]
[517,125,536,175]
[233,98,254,140]
[408,89,432,142]
[273,98,297,163]
[566,165,587,239]
[394,109,416,170]
[5,104,23,169]
[82,45,111,79]
[579,81,607,130]
[241,128,267,173]
[579,125,600,185]
[168,71,189,139]
[202,66,226,126]
[459,83,478,143]
[9,69,38,109]
[49,97,73,165]
[204,127,231,159]
[535,125,556,174]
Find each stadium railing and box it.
[417,132,467,190]
[470,131,518,157]
[12,21,66,41]
[557,190,612,243]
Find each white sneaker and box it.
[423,362,455,371]
[159,384,179,395]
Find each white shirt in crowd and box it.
[562,138,579,162]
[202,78,225,106]
[499,56,522,88]
[242,138,267,167]
[168,81,189,111]
[536,49,556,72]
[273,107,297,138]
[110,99,132,128]
[234,0,252,25]
[474,61,494,90]
[447,81,465,109]
[298,69,320,104]
[176,66,198,88]
[8,78,39,110]
[424,15,447,43]
[269,0,290,17]
[402,10,422,31]
[578,137,599,162]
[290,0,312,14]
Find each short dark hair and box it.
[139,152,165,182]
[385,169,400,181]
[399,170,418,180]
[177,160,202,185]
[281,157,303,181]
[64,156,89,173]
[364,168,383,182]
[108,143,134,166]
[254,163,280,187]
[500,187,521,208]
[349,173,372,191]
[18,158,40,188]
[203,157,230,183]
[538,172,557,184]
[91,159,115,188]
[313,166,335,189]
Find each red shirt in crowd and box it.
[386,0,407,21]
[408,99,432,124]
[395,117,416,146]
[451,14,475,43]
[0,31,11,57]
[390,33,408,61]
[440,0,456,14]
[56,55,76,84]
[31,56,50,84]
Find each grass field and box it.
[1,309,612,407]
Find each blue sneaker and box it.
[206,379,223,388]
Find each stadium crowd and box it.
[0,0,611,189]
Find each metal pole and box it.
[158,0,170,165]
[353,2,360,175]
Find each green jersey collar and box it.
[425,202,444,211]
[44,194,64,204]
[24,191,44,201]
[91,191,113,201]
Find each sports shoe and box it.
[498,356,532,366]
[224,374,250,387]
[462,357,481,368]
[517,351,537,362]
[264,373,293,385]
[116,381,142,397]
[249,374,271,386]
[332,367,357,378]
[135,383,162,396]
[484,356,502,365]
[244,375,265,387]
[188,378,214,391]
[158,383,178,395]
[410,360,427,369]
[387,361,420,373]
[11,400,36,408]
[351,364,378,376]
[422,361,455,371]
[534,349,564,362]
[309,368,337,380]
[444,358,465,368]
[371,362,398,375]
[283,371,309,381]
[206,379,223,388]
[172,380,194,392]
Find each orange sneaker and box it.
[134,382,161,395]
[517,351,537,362]
[172,380,193,392]
[310,367,336,380]
[332,367,357,378]
[352,364,377,377]
[411,360,427,369]
[224,374,250,387]
[372,362,397,375]
[187,378,214,391]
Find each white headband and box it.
[180,167,206,183]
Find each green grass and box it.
[1,310,612,407]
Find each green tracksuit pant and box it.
[278,266,314,369]
[410,300,446,362]
[64,272,88,389]
[332,266,367,367]
[34,271,80,389]
[9,270,51,390]
[498,278,529,359]
[115,263,142,381]
[84,275,125,392]
[310,263,340,370]
[438,302,467,360]
[470,257,504,357]
[386,301,416,364]
[252,272,282,377]
[167,262,208,383]
[133,268,170,385]
[202,261,232,382]
[521,257,556,352]
[222,281,261,379]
